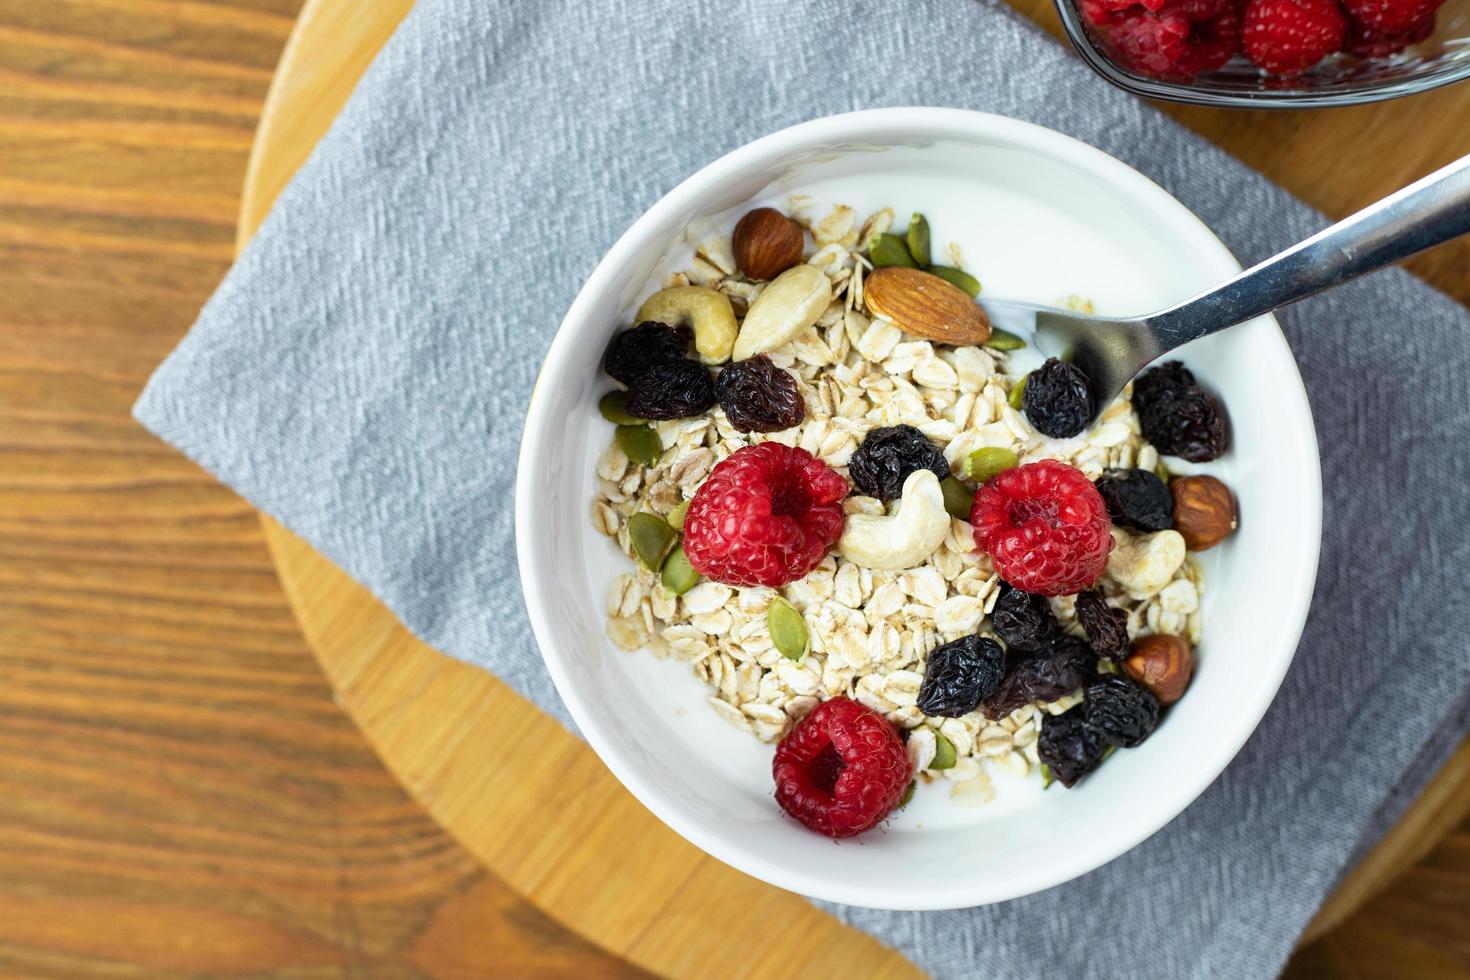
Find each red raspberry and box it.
[1081,0,1124,26]
[1340,0,1441,33]
[1344,11,1433,54]
[1104,0,1242,80]
[970,459,1113,596]
[772,697,912,838]
[1081,0,1169,24]
[1242,0,1348,75]
[683,443,847,588]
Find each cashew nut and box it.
[636,285,737,364]
[732,264,832,361]
[837,470,949,571]
[1106,527,1186,599]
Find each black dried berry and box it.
[1084,676,1160,748]
[602,320,693,385]
[848,425,949,501]
[1075,591,1129,661]
[917,635,1006,718]
[1133,361,1229,462]
[623,360,715,420]
[714,355,805,433]
[990,586,1059,656]
[1037,706,1106,787]
[980,635,1098,719]
[1095,469,1173,532]
[1022,357,1095,438]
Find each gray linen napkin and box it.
[134,0,1470,975]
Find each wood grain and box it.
[249,1,1470,978]
[0,0,1465,976]
[0,1,645,976]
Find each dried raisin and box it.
[602,320,693,385]
[1084,676,1160,748]
[1095,469,1173,532]
[989,586,1059,656]
[1133,361,1229,462]
[917,635,1006,718]
[1076,591,1129,661]
[714,355,805,433]
[1022,357,1095,438]
[980,635,1097,718]
[848,425,949,501]
[1037,706,1106,787]
[623,360,716,420]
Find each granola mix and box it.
[591,199,1211,806]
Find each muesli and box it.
[592,200,1238,837]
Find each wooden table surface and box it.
[3,0,1469,976]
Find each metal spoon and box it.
[979,153,1470,419]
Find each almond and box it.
[1170,474,1237,551]
[732,208,804,281]
[863,267,991,345]
[1124,634,1193,705]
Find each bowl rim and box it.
[1051,0,1470,108]
[515,107,1323,909]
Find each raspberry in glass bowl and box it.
[1057,0,1470,106]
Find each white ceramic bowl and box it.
[516,108,1321,910]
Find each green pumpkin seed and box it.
[906,213,931,267]
[1102,744,1118,761]
[666,499,691,531]
[1008,374,1028,410]
[615,424,662,467]
[599,390,646,424]
[768,598,809,661]
[925,265,980,298]
[964,447,1019,484]
[1154,460,1172,484]
[660,545,699,595]
[868,232,917,268]
[940,476,975,520]
[897,780,916,809]
[627,512,677,572]
[930,731,956,770]
[1040,763,1054,789]
[983,327,1026,351]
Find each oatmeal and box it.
[591,200,1234,834]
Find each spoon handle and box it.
[1143,153,1470,349]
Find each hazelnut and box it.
[1170,474,1237,551]
[732,208,804,281]
[1124,634,1194,705]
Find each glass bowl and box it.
[1056,0,1470,107]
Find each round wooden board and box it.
[245,0,1470,974]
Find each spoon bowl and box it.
[981,298,1165,409]
[982,152,1470,420]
